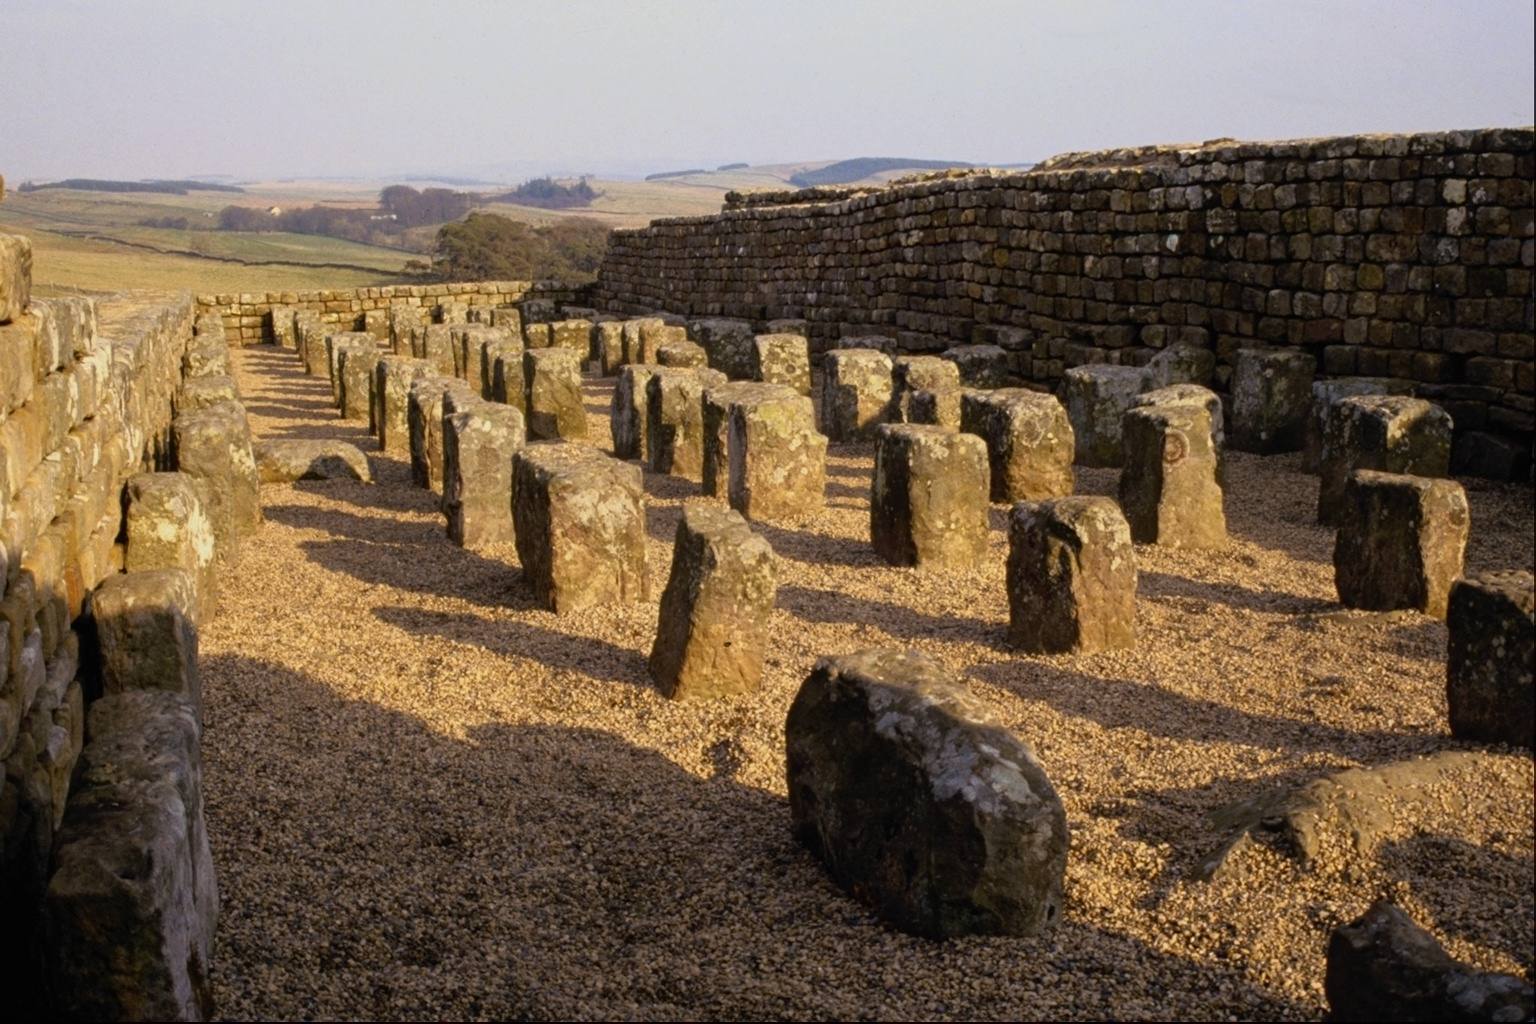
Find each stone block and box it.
[702,382,795,497]
[523,347,587,441]
[1119,401,1227,549]
[1334,471,1468,618]
[647,366,727,479]
[694,319,757,379]
[266,304,297,349]
[1304,377,1416,473]
[489,340,527,414]
[1007,497,1136,654]
[444,403,525,550]
[325,332,374,410]
[611,364,662,462]
[1230,347,1316,453]
[765,318,807,337]
[1145,343,1215,388]
[43,690,217,1022]
[0,232,32,324]
[656,340,709,368]
[374,356,432,455]
[490,306,522,333]
[1062,364,1149,468]
[649,501,777,699]
[409,377,474,490]
[523,323,551,349]
[91,568,201,714]
[362,307,390,346]
[820,349,894,441]
[785,648,1067,939]
[940,344,1009,388]
[338,344,381,425]
[870,424,989,568]
[293,311,325,375]
[512,443,649,613]
[621,317,663,365]
[597,321,627,376]
[834,335,898,355]
[960,389,1075,502]
[1318,395,1453,526]
[184,314,230,379]
[388,304,419,355]
[728,390,827,521]
[0,318,36,413]
[1446,570,1534,747]
[893,356,961,422]
[1130,384,1228,491]
[419,323,455,377]
[518,297,558,325]
[437,300,468,325]
[550,318,594,358]
[124,474,217,624]
[752,333,811,395]
[906,387,964,431]
[253,440,371,484]
[640,324,687,365]
[179,375,241,412]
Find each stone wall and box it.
[199,280,591,347]
[592,128,1535,468]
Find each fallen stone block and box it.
[656,339,709,368]
[694,318,757,379]
[647,366,727,479]
[124,474,217,623]
[870,424,989,569]
[512,443,649,613]
[893,356,961,422]
[611,364,662,462]
[524,347,587,440]
[1144,343,1215,389]
[820,348,894,441]
[786,648,1068,939]
[703,382,798,497]
[252,440,371,484]
[1334,470,1467,618]
[1119,400,1226,549]
[753,333,811,395]
[1062,364,1149,468]
[0,232,32,324]
[649,501,777,700]
[1318,395,1453,526]
[1130,383,1227,491]
[940,344,1009,389]
[43,689,217,1022]
[375,356,432,455]
[443,403,525,550]
[1230,347,1316,454]
[1446,570,1534,748]
[728,390,827,521]
[91,568,201,714]
[1007,497,1136,654]
[906,387,964,431]
[960,389,1075,502]
[1303,376,1413,473]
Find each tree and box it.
[432,213,611,284]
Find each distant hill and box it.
[788,158,971,188]
[18,178,246,194]
[644,168,707,182]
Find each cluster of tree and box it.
[425,213,610,285]
[788,158,970,188]
[18,178,245,194]
[488,177,600,209]
[377,185,474,227]
[216,186,471,247]
[137,216,190,229]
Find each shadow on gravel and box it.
[779,583,998,644]
[750,522,882,568]
[1137,571,1332,615]
[200,651,1311,1022]
[1375,833,1535,965]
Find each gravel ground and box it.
[202,345,1535,1021]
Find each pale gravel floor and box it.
[201,345,1535,1021]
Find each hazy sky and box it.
[2,0,1532,183]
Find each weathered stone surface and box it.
[1130,383,1228,490]
[388,304,419,355]
[621,317,663,365]
[1326,900,1534,1023]
[611,364,661,462]
[266,304,297,350]
[785,648,1068,940]
[1303,377,1413,473]
[253,439,371,484]
[906,387,964,431]
[44,689,217,1023]
[870,424,989,569]
[362,308,390,346]
[512,443,649,613]
[1119,400,1226,549]
[960,389,1075,502]
[335,338,380,422]
[178,375,241,413]
[124,474,217,624]
[549,318,594,358]
[409,377,475,491]
[1062,364,1149,468]
[449,324,493,386]
[489,339,527,414]
[647,367,727,479]
[443,403,525,550]
[0,232,32,324]
[695,319,757,379]
[490,305,523,334]
[656,340,709,368]
[92,568,201,714]
[765,318,807,337]
[375,356,432,455]
[1229,347,1316,454]
[184,315,230,380]
[834,334,897,355]
[820,349,894,441]
[293,311,325,375]
[518,297,558,325]
[523,347,587,440]
[1447,570,1535,748]
[1007,497,1136,654]
[1451,430,1525,481]
[597,321,627,375]
[752,333,811,395]
[701,382,792,497]
[419,323,455,377]
[728,390,826,521]
[940,344,1009,389]
[649,501,777,700]
[893,356,961,423]
[1334,470,1468,618]
[522,322,551,350]
[1318,395,1453,526]
[173,400,260,562]
[1144,343,1215,389]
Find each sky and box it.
[1,0,1532,183]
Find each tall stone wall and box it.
[592,128,1534,463]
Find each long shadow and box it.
[1137,571,1333,615]
[778,583,998,643]
[749,520,882,569]
[200,652,1311,1022]
[825,479,868,501]
[1375,833,1535,965]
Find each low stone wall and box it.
[198,280,592,347]
[592,128,1535,471]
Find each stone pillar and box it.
[1007,497,1136,654]
[338,343,381,425]
[1130,384,1227,491]
[518,297,557,326]
[523,347,587,441]
[870,424,989,568]
[1118,400,1226,549]
[490,342,527,416]
[1145,343,1215,389]
[960,389,1075,502]
[695,318,757,379]
[267,305,297,350]
[1318,395,1453,526]
[612,364,662,461]
[409,377,475,491]
[906,387,964,431]
[893,356,961,422]
[523,323,552,350]
[443,403,526,551]
[173,399,260,563]
[91,568,201,713]
[438,300,468,325]
[1304,377,1414,473]
[649,501,777,700]
[820,349,894,441]
[1333,470,1468,619]
[512,443,649,613]
[294,311,325,375]
[389,304,419,355]
[326,332,375,410]
[656,340,709,368]
[124,473,217,624]
[1062,364,1149,468]
[419,323,456,377]
[491,306,524,334]
[550,318,594,357]
[621,317,663,365]
[1230,347,1316,454]
[753,333,811,395]
[728,390,827,521]
[647,367,727,479]
[597,321,627,376]
[940,344,1009,388]
[1446,570,1534,748]
[702,382,797,497]
[374,356,432,456]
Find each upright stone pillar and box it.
[1446,570,1534,748]
[267,305,297,350]
[1304,377,1413,473]
[374,356,432,456]
[597,321,627,376]
[1230,347,1316,454]
[870,425,990,569]
[512,444,649,613]
[409,377,475,491]
[695,319,757,379]
[1333,471,1467,619]
[940,344,1009,389]
[524,347,587,440]
[657,340,709,368]
[550,318,594,357]
[1007,497,1136,654]
[621,317,664,365]
[91,568,201,712]
[1130,384,1227,490]
[294,311,325,375]
[612,364,662,461]
[1062,364,1148,468]
[753,333,811,395]
[728,390,827,521]
[702,382,797,497]
[649,501,777,700]
[893,356,961,422]
[174,399,260,563]
[1118,401,1226,549]
[389,304,419,355]
[960,389,1075,502]
[490,341,527,415]
[1318,395,1452,526]
[443,403,526,551]
[419,323,455,377]
[326,332,375,409]
[647,367,727,479]
[1145,343,1215,389]
[124,473,217,624]
[821,349,894,441]
[338,344,381,426]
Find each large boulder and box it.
[253,439,371,484]
[870,424,989,569]
[1007,497,1136,654]
[1446,570,1534,747]
[960,389,1075,502]
[785,649,1068,939]
[1334,470,1468,618]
